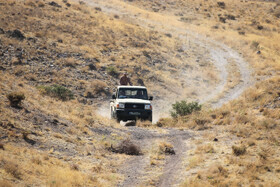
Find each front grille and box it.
[125,103,144,109]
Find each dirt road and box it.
[75,0,252,186]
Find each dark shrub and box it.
[6,92,25,107]
[110,139,141,155]
[232,145,246,156]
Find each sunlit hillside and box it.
[0,0,279,186]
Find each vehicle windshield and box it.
[118,88,148,100]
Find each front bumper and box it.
[116,109,152,120]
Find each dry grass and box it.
[1,0,280,186]
[3,160,22,179]
[84,80,109,98]
[149,141,174,166]
[128,0,280,184]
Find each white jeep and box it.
[110,86,153,122]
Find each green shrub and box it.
[106,66,119,77]
[6,92,25,107]
[38,84,74,101]
[170,100,202,118]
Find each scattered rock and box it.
[257,25,264,30]
[211,114,217,119]
[143,51,151,59]
[9,29,25,40]
[226,14,235,20]
[95,7,102,11]
[217,2,226,9]
[156,121,163,127]
[88,63,97,70]
[0,143,4,150]
[114,15,119,19]
[219,17,226,23]
[22,132,36,145]
[79,1,85,5]
[238,31,245,35]
[66,3,71,7]
[27,37,37,44]
[165,33,172,38]
[212,25,219,29]
[58,39,63,43]
[48,1,61,8]
[0,28,4,34]
[152,8,159,12]
[257,51,261,54]
[124,121,136,126]
[213,138,218,142]
[0,66,6,71]
[164,147,175,155]
[85,91,95,98]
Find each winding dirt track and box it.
[77,0,252,186]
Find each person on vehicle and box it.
[136,90,144,99]
[120,73,132,86]
[118,90,126,98]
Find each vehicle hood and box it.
[116,98,151,104]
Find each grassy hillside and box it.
[140,0,280,185]
[0,0,279,186]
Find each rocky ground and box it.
[0,0,280,186]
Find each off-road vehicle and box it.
[110,86,153,122]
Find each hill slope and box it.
[0,0,280,186]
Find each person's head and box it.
[119,90,125,96]
[123,73,127,77]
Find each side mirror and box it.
[149,96,153,101]
[112,95,116,99]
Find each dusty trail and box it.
[83,0,252,116]
[77,0,252,186]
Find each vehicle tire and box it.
[110,107,114,119]
[149,115,153,122]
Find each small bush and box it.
[232,145,246,156]
[84,80,109,98]
[38,84,74,101]
[71,164,80,171]
[159,142,175,155]
[171,100,202,118]
[0,143,4,150]
[106,66,119,77]
[251,41,259,50]
[274,7,280,18]
[110,139,141,155]
[6,92,25,107]
[4,161,22,179]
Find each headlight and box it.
[116,103,125,109]
[145,104,152,110]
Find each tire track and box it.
[75,0,252,186]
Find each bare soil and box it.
[78,0,253,186]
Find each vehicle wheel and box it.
[110,108,114,119]
[149,116,153,122]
